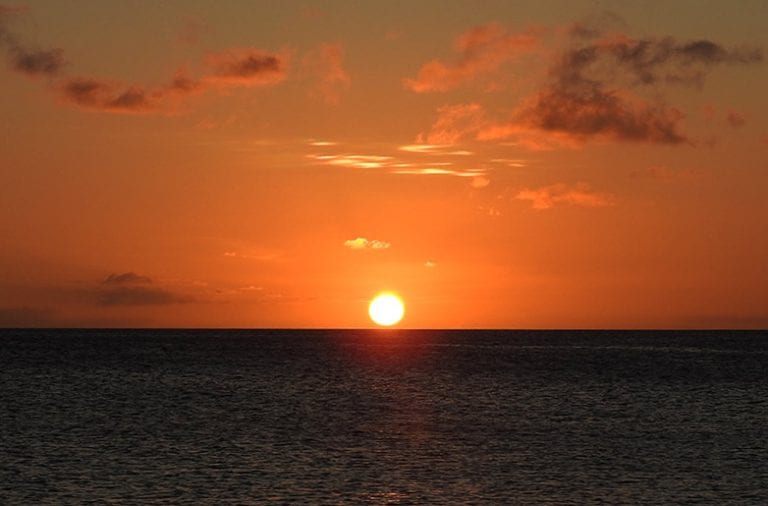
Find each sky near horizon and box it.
[1,0,767,328]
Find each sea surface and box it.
[2,329,767,504]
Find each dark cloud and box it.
[206,49,287,86]
[10,47,64,76]
[56,50,285,113]
[500,21,762,145]
[2,5,286,114]
[1,6,65,77]
[566,35,763,88]
[517,88,687,144]
[94,272,193,305]
[60,78,153,112]
[103,272,153,285]
[96,286,191,306]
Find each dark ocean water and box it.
[2,329,768,504]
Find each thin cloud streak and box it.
[515,183,615,210]
[404,23,537,92]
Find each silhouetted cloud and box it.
[413,17,762,147]
[405,23,536,92]
[502,25,762,145]
[10,47,64,76]
[515,182,614,210]
[60,78,154,113]
[344,237,391,250]
[96,286,192,306]
[56,48,286,113]
[513,88,688,144]
[103,272,153,285]
[2,5,289,113]
[93,271,193,305]
[205,48,287,86]
[1,5,64,77]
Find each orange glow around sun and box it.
[368,293,405,326]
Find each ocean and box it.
[2,329,767,504]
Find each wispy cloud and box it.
[515,182,615,210]
[344,237,391,250]
[389,167,483,177]
[416,103,486,145]
[307,148,485,180]
[398,144,473,155]
[303,42,351,104]
[404,23,537,92]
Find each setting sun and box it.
[368,293,405,327]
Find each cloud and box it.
[55,48,286,113]
[96,286,192,306]
[308,146,485,181]
[205,48,288,86]
[515,182,614,210]
[1,5,289,114]
[92,271,193,305]
[404,23,537,92]
[344,237,391,250]
[510,88,688,145]
[512,30,760,145]
[502,27,761,145]
[60,78,155,113]
[390,167,482,177]
[103,272,153,284]
[416,19,762,147]
[417,103,486,144]
[398,144,473,155]
[303,42,351,104]
[10,47,64,76]
[1,6,64,77]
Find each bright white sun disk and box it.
[369,293,405,326]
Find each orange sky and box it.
[1,1,767,328]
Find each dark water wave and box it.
[2,329,767,504]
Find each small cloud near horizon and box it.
[344,237,391,250]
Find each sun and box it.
[368,292,405,327]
